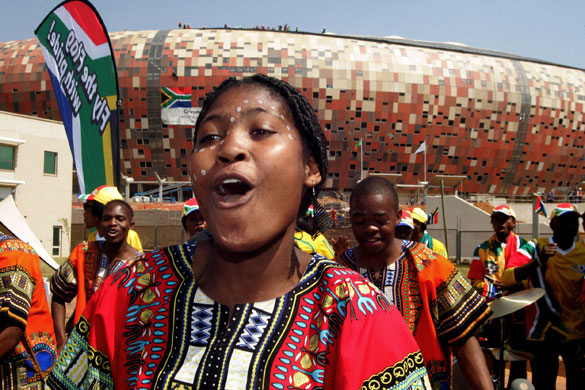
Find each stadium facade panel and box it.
[1,29,585,194]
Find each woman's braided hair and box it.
[194,74,328,217]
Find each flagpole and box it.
[423,140,427,203]
[359,137,363,181]
[532,194,539,239]
[424,141,427,184]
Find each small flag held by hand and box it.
[482,276,499,299]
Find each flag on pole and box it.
[429,206,439,224]
[415,141,426,154]
[354,139,362,151]
[35,0,120,194]
[535,196,548,217]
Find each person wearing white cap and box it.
[468,204,530,387]
[468,204,529,293]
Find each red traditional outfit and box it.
[51,240,139,324]
[48,243,432,389]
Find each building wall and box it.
[2,30,585,195]
[0,111,72,256]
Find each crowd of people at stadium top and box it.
[1,74,583,390]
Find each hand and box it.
[57,340,65,357]
[540,243,557,265]
[331,235,349,256]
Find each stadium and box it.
[2,28,585,198]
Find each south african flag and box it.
[161,87,191,108]
[535,196,547,218]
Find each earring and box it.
[310,184,334,239]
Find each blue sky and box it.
[1,0,583,69]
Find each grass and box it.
[456,263,470,277]
[40,257,67,280]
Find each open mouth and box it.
[214,177,253,204]
[105,229,119,237]
[362,237,381,245]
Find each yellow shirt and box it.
[294,230,335,259]
[420,232,448,258]
[510,237,585,340]
[87,229,143,252]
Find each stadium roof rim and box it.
[5,28,582,72]
[175,27,585,72]
[321,31,585,72]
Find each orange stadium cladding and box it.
[1,28,585,195]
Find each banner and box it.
[35,0,120,194]
[161,87,200,125]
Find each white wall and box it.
[425,195,561,260]
[0,111,72,257]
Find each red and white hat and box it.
[397,210,414,229]
[491,204,516,219]
[182,198,200,217]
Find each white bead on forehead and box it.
[236,107,241,112]
[201,170,206,176]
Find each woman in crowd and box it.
[48,74,431,389]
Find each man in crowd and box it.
[411,206,448,257]
[505,203,585,390]
[337,177,493,389]
[468,204,529,292]
[394,209,414,240]
[468,204,530,386]
[182,197,207,237]
[0,233,57,388]
[51,200,141,354]
[82,185,143,252]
